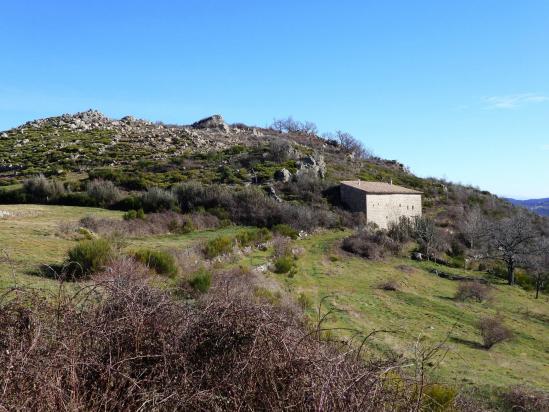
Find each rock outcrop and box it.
[274,168,292,182]
[296,154,326,178]
[191,115,228,131]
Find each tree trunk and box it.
[507,260,515,285]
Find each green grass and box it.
[0,204,121,288]
[1,204,547,398]
[278,230,549,392]
[0,204,243,288]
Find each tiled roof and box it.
[340,180,422,194]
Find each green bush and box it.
[111,195,143,211]
[23,174,66,202]
[86,179,122,206]
[67,238,113,277]
[168,217,194,234]
[123,209,145,220]
[140,187,177,212]
[204,235,234,259]
[189,268,212,293]
[422,384,457,411]
[272,224,299,239]
[236,227,272,247]
[134,249,178,276]
[273,255,294,274]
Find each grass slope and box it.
[1,204,547,397]
[0,204,241,288]
[278,231,549,392]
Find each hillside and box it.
[0,110,519,219]
[506,197,549,217]
[0,204,548,410]
[2,111,549,410]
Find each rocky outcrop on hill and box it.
[191,114,229,131]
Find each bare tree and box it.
[528,238,549,298]
[324,130,371,159]
[412,216,442,259]
[270,117,318,135]
[482,213,540,285]
[461,206,487,250]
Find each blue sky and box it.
[1,1,548,198]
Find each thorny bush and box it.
[0,258,427,411]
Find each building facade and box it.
[340,180,422,229]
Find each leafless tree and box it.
[461,206,487,249]
[324,130,372,159]
[482,213,540,285]
[412,216,442,259]
[270,117,318,135]
[528,238,549,298]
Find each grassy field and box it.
[1,204,548,397]
[276,230,549,393]
[0,204,241,289]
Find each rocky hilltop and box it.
[2,110,373,185]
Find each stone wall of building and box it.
[365,193,422,229]
[340,184,366,212]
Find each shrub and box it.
[478,316,513,349]
[134,249,178,277]
[111,195,143,211]
[86,179,122,206]
[188,268,212,293]
[342,228,401,260]
[172,181,337,231]
[168,217,194,234]
[67,238,113,277]
[422,384,457,412]
[501,385,549,411]
[254,287,282,305]
[377,279,399,291]
[455,282,491,302]
[204,235,234,259]
[272,223,299,239]
[23,174,66,202]
[273,255,294,274]
[140,187,177,212]
[268,139,295,162]
[236,227,272,247]
[0,268,419,410]
[387,216,413,243]
[297,292,313,310]
[123,209,145,220]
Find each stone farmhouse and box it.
[340,180,422,229]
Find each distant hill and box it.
[505,198,549,216]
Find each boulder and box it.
[274,168,292,182]
[191,114,228,131]
[296,154,326,178]
[266,186,283,202]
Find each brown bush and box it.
[0,260,421,411]
[377,279,399,291]
[342,228,402,260]
[455,282,492,302]
[80,211,220,237]
[501,385,549,411]
[478,316,513,349]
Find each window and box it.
[412,206,414,210]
